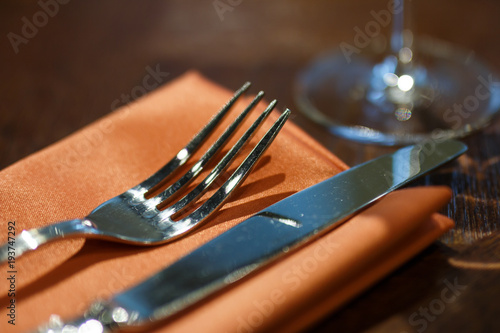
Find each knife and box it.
[36,139,467,333]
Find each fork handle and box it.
[0,219,96,264]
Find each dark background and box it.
[1,1,499,332]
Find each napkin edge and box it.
[279,213,455,333]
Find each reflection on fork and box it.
[0,82,290,264]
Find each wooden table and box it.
[1,1,498,332]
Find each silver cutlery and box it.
[35,139,467,333]
[0,82,290,264]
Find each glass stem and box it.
[390,0,413,74]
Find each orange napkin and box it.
[0,71,454,333]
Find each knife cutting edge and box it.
[35,139,467,333]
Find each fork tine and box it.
[151,90,266,204]
[159,108,291,236]
[136,81,252,194]
[159,99,278,217]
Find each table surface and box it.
[1,1,499,332]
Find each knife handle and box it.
[33,300,135,333]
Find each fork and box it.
[0,82,290,264]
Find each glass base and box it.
[295,37,500,145]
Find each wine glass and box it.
[294,0,500,145]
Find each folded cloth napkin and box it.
[0,71,454,333]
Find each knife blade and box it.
[36,139,467,333]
